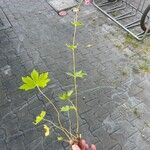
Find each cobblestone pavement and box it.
[0,0,150,150]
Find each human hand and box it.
[72,139,96,150]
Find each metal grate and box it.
[93,0,150,40]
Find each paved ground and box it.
[0,0,150,150]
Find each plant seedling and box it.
[19,1,89,149]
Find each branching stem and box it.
[37,86,63,127]
[37,87,77,139]
[43,119,71,140]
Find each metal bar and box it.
[126,22,140,29]
[138,21,150,38]
[116,12,136,20]
[122,0,144,14]
[115,11,133,19]
[93,0,148,40]
[99,0,118,7]
[107,4,127,13]
[106,2,126,13]
[125,19,141,27]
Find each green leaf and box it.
[66,70,87,79]
[44,124,50,137]
[31,69,39,81]
[74,70,87,78]
[22,76,34,84]
[71,21,83,27]
[59,90,74,101]
[67,90,74,97]
[19,83,36,91]
[19,76,36,91]
[66,44,78,51]
[60,105,77,112]
[19,70,51,91]
[57,136,64,141]
[33,111,46,125]
[37,72,50,88]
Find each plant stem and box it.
[43,119,71,140]
[68,99,76,109]
[71,1,84,136]
[72,10,80,136]
[68,99,77,132]
[37,87,77,139]
[68,111,72,135]
[37,86,63,127]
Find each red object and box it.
[84,0,92,5]
[58,10,67,16]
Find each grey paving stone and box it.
[7,136,25,150]
[47,0,77,12]
[0,140,7,150]
[0,0,150,149]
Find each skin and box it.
[72,140,96,150]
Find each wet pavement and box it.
[0,0,150,150]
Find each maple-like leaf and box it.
[59,90,74,101]
[19,69,50,91]
[60,105,77,112]
[67,70,87,78]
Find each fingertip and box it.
[79,139,86,149]
[91,144,96,150]
[81,139,86,145]
[85,144,89,150]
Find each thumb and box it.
[91,144,96,150]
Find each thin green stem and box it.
[68,99,76,108]
[43,118,76,139]
[37,86,63,128]
[37,87,77,138]
[72,11,80,136]
[43,119,71,140]
[71,0,84,135]
[68,98,79,135]
[68,111,72,134]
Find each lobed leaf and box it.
[66,70,87,79]
[19,83,36,91]
[66,44,78,51]
[60,105,77,112]
[59,90,74,101]
[31,69,39,81]
[74,70,87,78]
[19,70,51,91]
[33,111,46,125]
